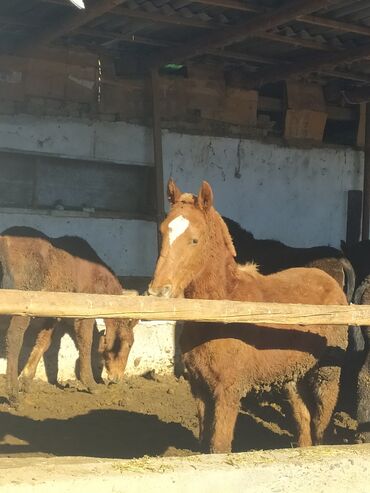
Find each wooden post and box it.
[151,69,165,255]
[362,103,370,240]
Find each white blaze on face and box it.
[168,215,190,246]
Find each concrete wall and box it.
[0,116,363,278]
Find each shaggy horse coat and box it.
[0,226,136,403]
[223,217,355,302]
[149,179,348,453]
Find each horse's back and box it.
[0,227,121,294]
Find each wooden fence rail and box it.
[0,289,369,326]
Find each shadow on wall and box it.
[0,317,103,383]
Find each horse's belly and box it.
[180,322,348,392]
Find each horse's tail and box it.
[340,257,356,302]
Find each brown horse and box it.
[0,227,136,404]
[149,179,348,453]
[223,217,355,302]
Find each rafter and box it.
[145,0,339,69]
[243,42,370,88]
[113,6,221,29]
[298,14,370,37]
[260,31,331,51]
[195,0,370,37]
[13,0,129,54]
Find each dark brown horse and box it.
[0,227,136,404]
[149,179,348,453]
[341,239,370,442]
[223,217,355,302]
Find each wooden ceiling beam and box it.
[113,6,220,29]
[145,0,339,69]
[40,0,370,38]
[193,0,262,13]
[79,26,278,64]
[13,0,129,54]
[243,42,370,88]
[298,14,370,37]
[196,0,370,37]
[260,31,331,51]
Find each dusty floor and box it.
[0,373,358,460]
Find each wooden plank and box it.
[260,31,330,51]
[151,70,165,255]
[284,81,327,141]
[0,289,370,325]
[147,0,338,68]
[203,88,258,125]
[284,109,327,141]
[362,103,370,240]
[357,102,366,147]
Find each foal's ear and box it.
[198,181,213,211]
[167,178,182,205]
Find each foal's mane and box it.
[212,210,237,258]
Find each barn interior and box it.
[0,0,370,473]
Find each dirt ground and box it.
[0,373,358,460]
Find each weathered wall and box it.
[163,133,363,247]
[0,114,364,276]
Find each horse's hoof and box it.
[87,383,102,395]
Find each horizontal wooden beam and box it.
[244,42,370,88]
[114,6,220,29]
[196,0,370,37]
[298,14,370,37]
[194,0,262,13]
[0,289,369,326]
[260,31,331,51]
[146,0,338,68]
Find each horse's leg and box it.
[188,378,208,450]
[285,381,312,447]
[357,327,370,443]
[20,319,56,391]
[6,315,31,404]
[208,389,240,454]
[310,366,341,445]
[74,318,98,392]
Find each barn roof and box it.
[1,0,370,93]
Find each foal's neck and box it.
[185,212,238,300]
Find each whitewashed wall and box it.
[0,115,363,276]
[0,115,364,380]
[163,133,363,248]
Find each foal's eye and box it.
[191,238,199,245]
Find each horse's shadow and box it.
[0,409,198,458]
